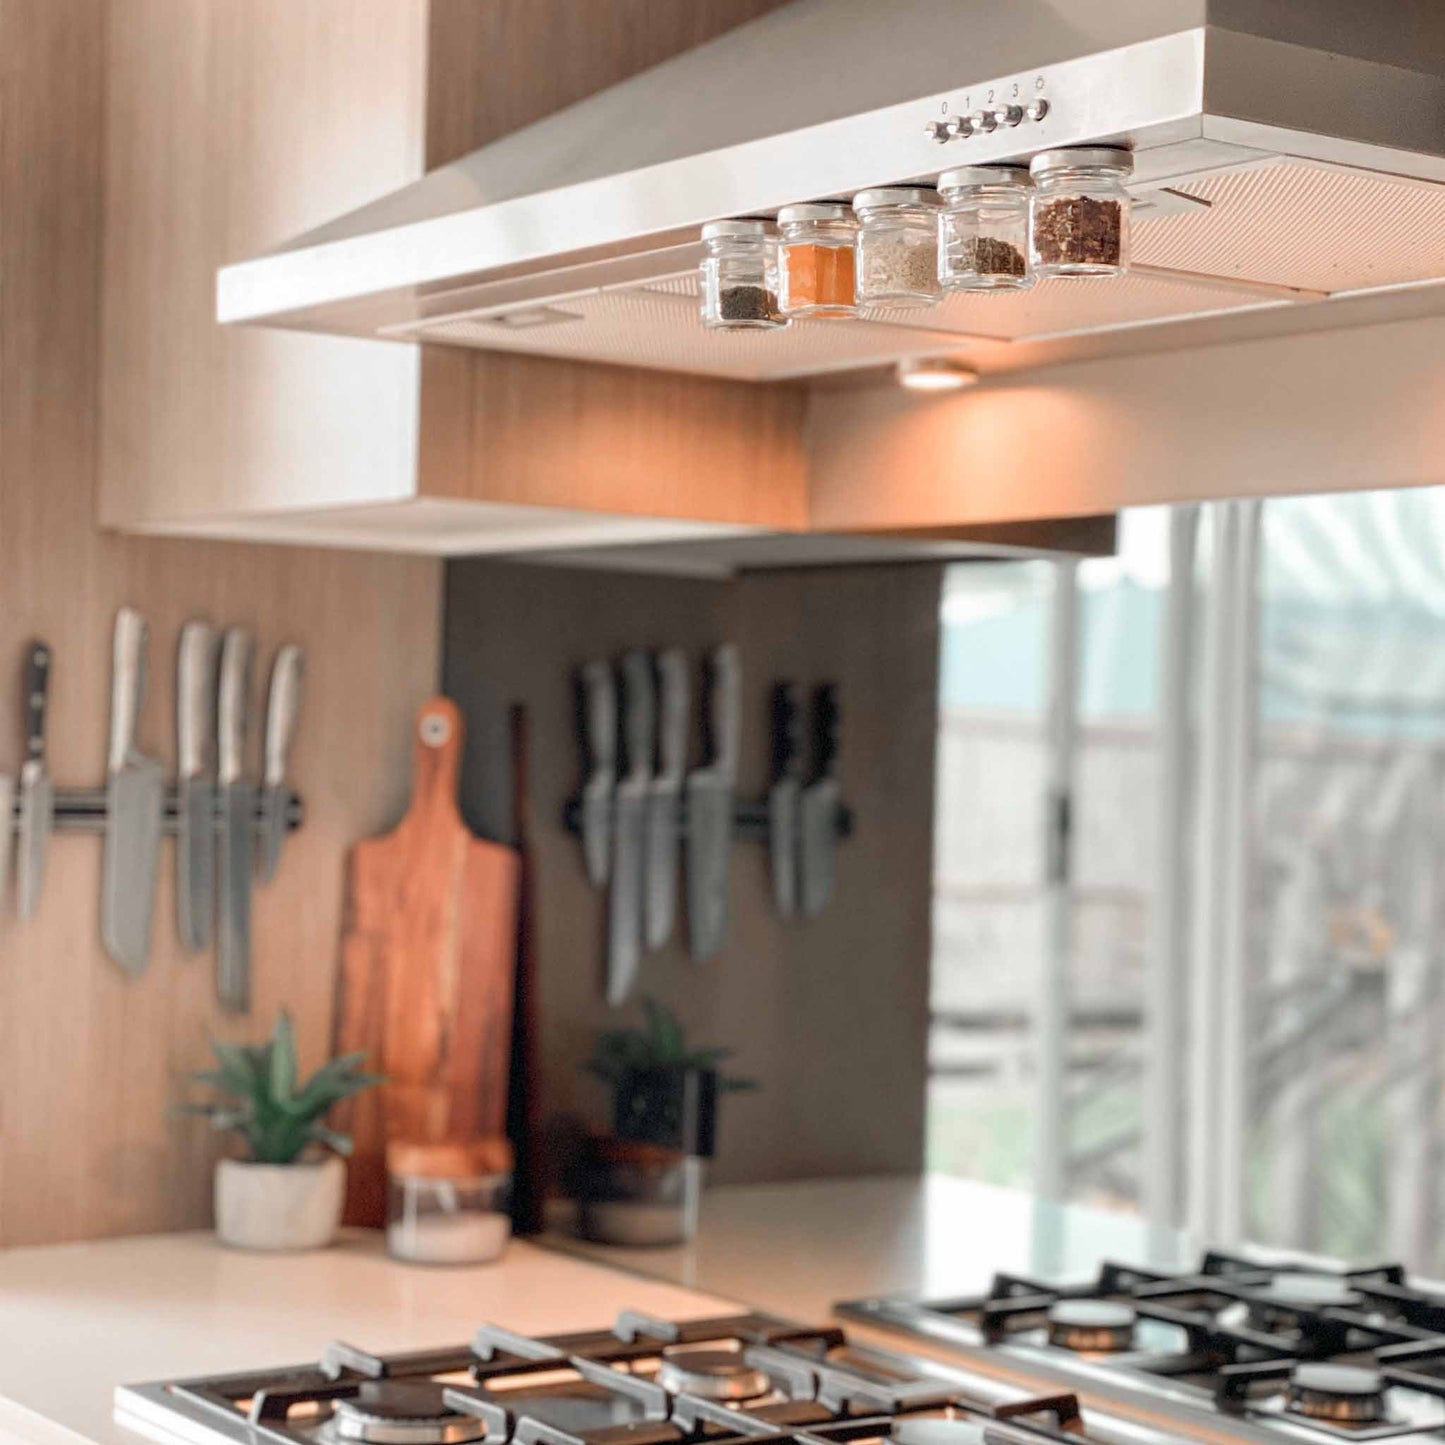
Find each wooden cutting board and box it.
[335,696,521,1227]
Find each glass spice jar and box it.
[698,219,786,330]
[938,165,1034,292]
[852,187,943,309]
[777,203,858,319]
[1029,146,1133,279]
[386,1137,513,1266]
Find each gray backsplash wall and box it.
[443,559,942,1185]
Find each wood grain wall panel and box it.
[0,0,440,1247]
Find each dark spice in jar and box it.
[718,284,780,323]
[960,236,1027,278]
[1033,196,1122,268]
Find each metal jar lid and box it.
[1029,146,1133,179]
[776,202,856,226]
[852,186,942,213]
[700,218,778,241]
[938,164,1031,194]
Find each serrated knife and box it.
[685,644,740,963]
[17,640,54,920]
[258,643,304,883]
[767,682,803,919]
[579,661,616,888]
[799,683,841,918]
[102,608,164,974]
[606,651,654,1006]
[216,627,255,1013]
[644,648,688,951]
[176,621,219,951]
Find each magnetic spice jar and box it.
[777,203,858,318]
[1029,146,1133,278]
[852,187,943,309]
[938,165,1034,292]
[699,219,786,330]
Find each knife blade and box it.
[685,644,740,962]
[798,683,841,918]
[17,640,54,920]
[101,608,164,974]
[216,627,255,1013]
[258,643,305,883]
[644,648,688,951]
[0,774,14,917]
[606,651,655,1005]
[176,621,219,951]
[579,661,616,888]
[767,682,803,919]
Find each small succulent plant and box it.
[584,997,756,1094]
[181,1010,383,1165]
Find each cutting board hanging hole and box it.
[420,712,452,748]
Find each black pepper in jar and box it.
[960,236,1027,279]
[718,284,781,324]
[1032,197,1123,269]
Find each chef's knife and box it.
[175,622,219,952]
[216,627,255,1013]
[579,661,616,889]
[258,643,305,883]
[644,649,688,951]
[767,682,803,919]
[685,644,740,962]
[16,640,54,920]
[102,608,164,974]
[798,683,841,918]
[606,651,655,1006]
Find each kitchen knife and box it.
[0,775,14,916]
[175,622,219,951]
[579,661,616,888]
[101,608,164,974]
[257,643,305,883]
[798,683,841,918]
[685,644,740,962]
[643,648,688,951]
[16,640,54,920]
[766,682,803,919]
[606,651,655,1006]
[216,627,255,1013]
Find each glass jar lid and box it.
[776,202,855,225]
[852,186,941,213]
[700,218,777,242]
[1029,146,1133,180]
[938,164,1031,193]
[387,1136,513,1180]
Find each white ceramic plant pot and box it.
[214,1156,346,1252]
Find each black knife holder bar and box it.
[7,787,303,835]
[561,793,851,843]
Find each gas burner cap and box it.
[332,1384,487,1445]
[1045,1300,1138,1354]
[1254,1275,1362,1314]
[892,1420,990,1445]
[656,1345,771,1402]
[1287,1365,1388,1424]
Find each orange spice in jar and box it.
[778,203,858,318]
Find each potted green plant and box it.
[182,1011,382,1252]
[577,999,755,1245]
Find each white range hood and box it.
[217,0,1445,381]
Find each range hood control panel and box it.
[926,78,1049,144]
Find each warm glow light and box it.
[896,357,979,393]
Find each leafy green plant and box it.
[584,997,757,1094]
[181,1011,383,1165]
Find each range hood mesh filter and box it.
[1132,159,1445,296]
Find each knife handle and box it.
[770,682,801,782]
[619,650,656,781]
[108,608,149,774]
[24,640,51,765]
[217,628,254,787]
[177,622,218,779]
[812,683,840,778]
[263,644,305,787]
[655,649,689,785]
[707,644,741,782]
[581,661,616,779]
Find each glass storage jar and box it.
[1028,146,1133,279]
[386,1137,513,1266]
[852,187,943,309]
[698,219,785,330]
[938,165,1034,292]
[777,203,858,319]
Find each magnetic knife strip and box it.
[5,788,303,834]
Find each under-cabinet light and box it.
[896,357,978,392]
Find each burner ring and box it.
[1045,1301,1138,1354]
[656,1345,772,1402]
[1286,1364,1387,1425]
[1248,1274,1362,1329]
[332,1385,487,1445]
